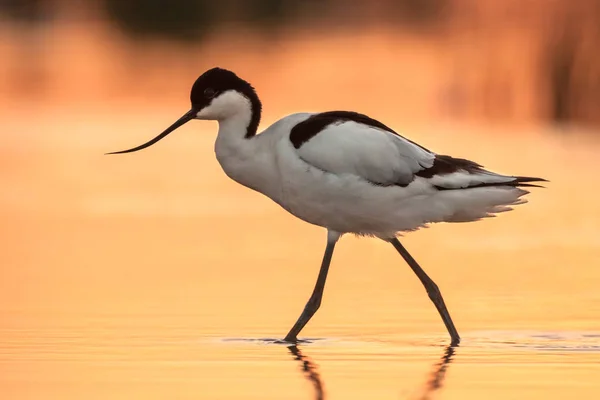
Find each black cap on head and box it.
[188,67,262,138]
[190,67,260,112]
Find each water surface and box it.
[1,109,600,399]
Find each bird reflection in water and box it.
[288,345,325,400]
[416,345,456,400]
[286,344,455,400]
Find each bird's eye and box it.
[204,88,216,98]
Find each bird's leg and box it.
[389,238,461,346]
[284,231,340,343]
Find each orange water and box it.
[2,12,600,397]
[1,104,600,399]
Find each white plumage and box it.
[210,109,534,238]
[108,67,546,345]
[296,119,434,184]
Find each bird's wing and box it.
[289,111,435,186]
[289,111,545,189]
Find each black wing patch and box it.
[289,111,429,151]
[290,113,547,190]
[415,155,483,178]
[417,155,547,190]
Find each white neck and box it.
[214,94,255,161]
[213,103,278,198]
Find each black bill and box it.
[106,109,197,155]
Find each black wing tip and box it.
[513,176,548,182]
[515,183,546,188]
[434,175,549,191]
[513,176,549,188]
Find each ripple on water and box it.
[464,331,600,352]
[217,337,331,345]
[215,331,600,353]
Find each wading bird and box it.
[108,67,545,346]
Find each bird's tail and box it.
[431,171,548,191]
[502,176,548,189]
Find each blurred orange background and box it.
[1,1,600,399]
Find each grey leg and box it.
[389,238,460,346]
[284,231,340,343]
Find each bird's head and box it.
[107,67,261,155]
